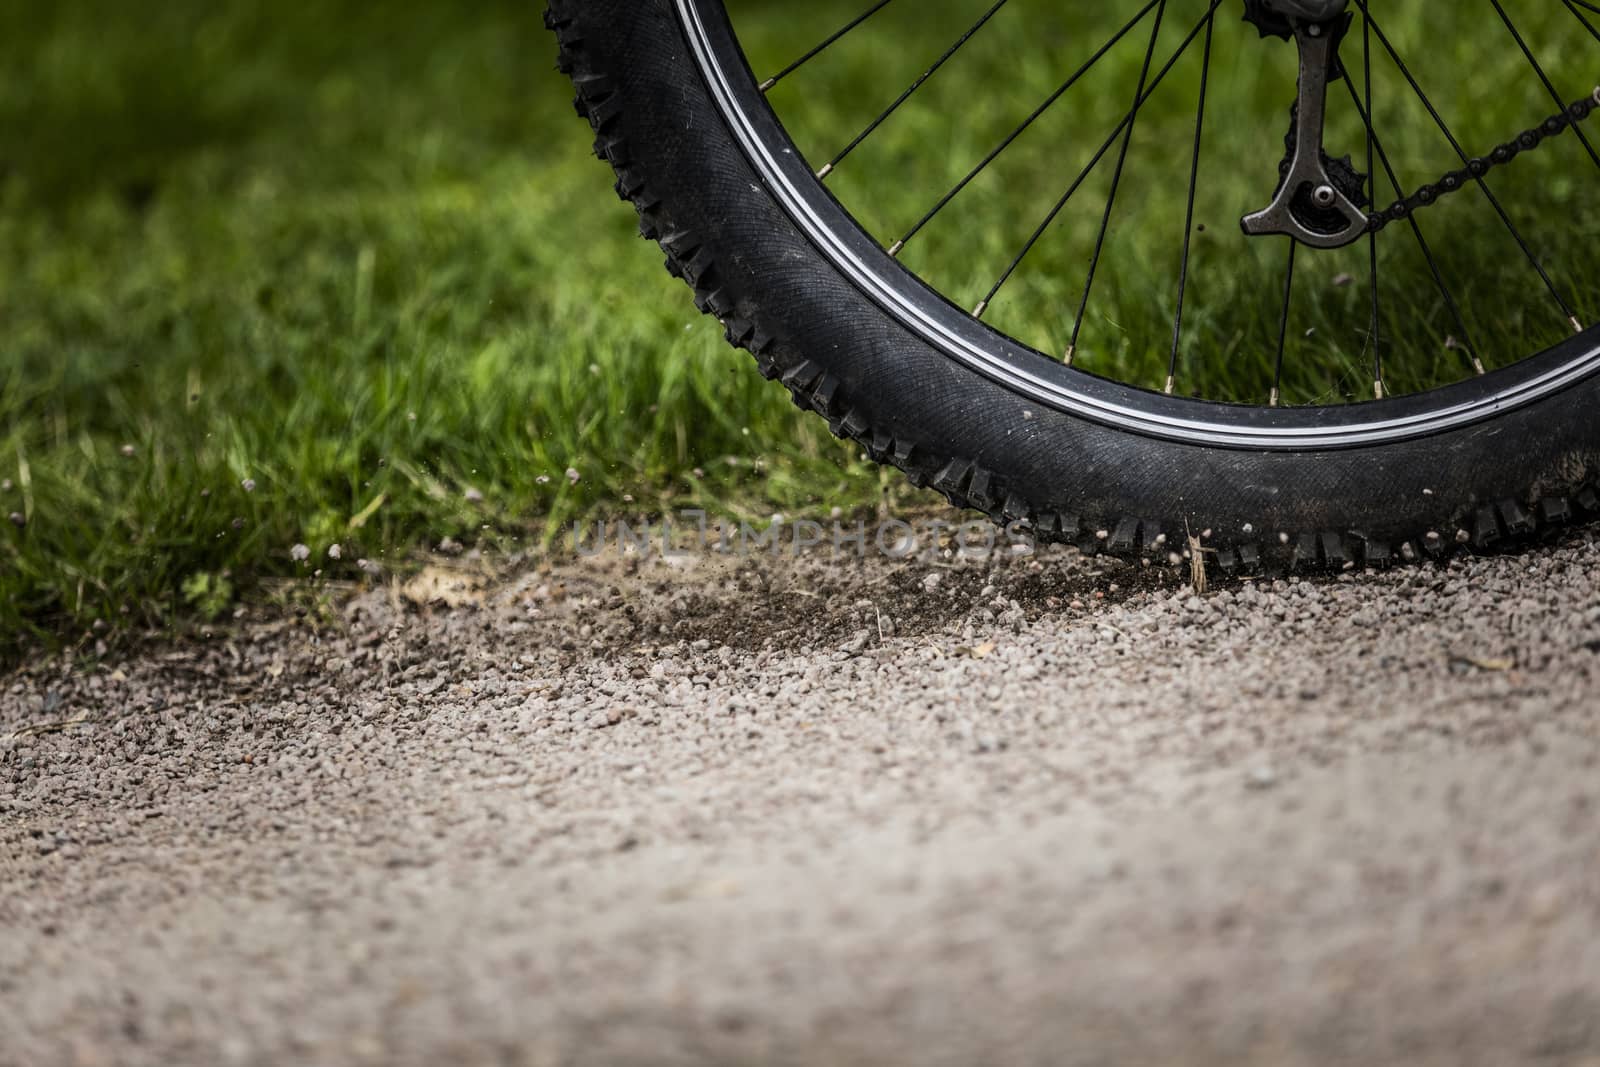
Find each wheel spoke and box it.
[1364,7,1384,399]
[971,0,1222,319]
[1339,67,1484,375]
[1271,240,1297,408]
[1563,0,1600,45]
[1166,10,1216,395]
[1064,0,1171,365]
[888,0,1165,257]
[818,0,1011,180]
[758,0,895,93]
[1357,0,1583,333]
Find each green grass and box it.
[0,0,892,656]
[2,0,1596,657]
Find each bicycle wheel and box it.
[547,0,1600,570]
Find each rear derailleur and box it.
[1241,0,1370,249]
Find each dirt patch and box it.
[4,531,1600,1066]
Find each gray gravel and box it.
[5,532,1600,1066]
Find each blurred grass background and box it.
[1,0,1595,656]
[744,0,1600,396]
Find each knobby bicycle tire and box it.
[547,0,1600,572]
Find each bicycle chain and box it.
[1364,88,1600,235]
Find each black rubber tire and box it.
[545,0,1600,572]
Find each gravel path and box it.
[5,534,1600,1066]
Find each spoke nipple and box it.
[1063,344,1076,366]
[1572,316,1585,334]
[887,239,905,258]
[1269,387,1281,408]
[1164,375,1176,396]
[972,299,989,319]
[758,77,777,93]
[1473,357,1487,376]
[1374,379,1386,401]
[816,163,834,181]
